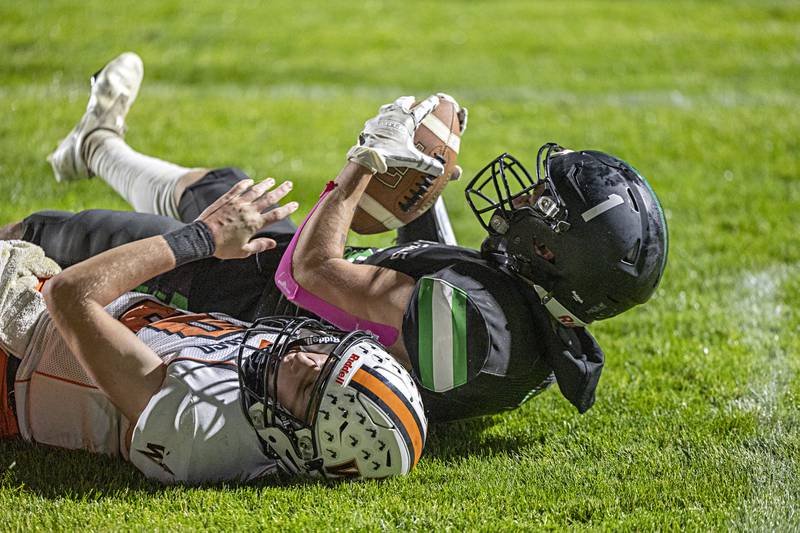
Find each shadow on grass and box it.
[424,411,551,463]
[0,405,553,497]
[0,438,328,498]
[0,439,163,498]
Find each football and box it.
[350,96,463,234]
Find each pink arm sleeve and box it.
[274,181,400,346]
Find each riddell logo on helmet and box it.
[336,353,361,385]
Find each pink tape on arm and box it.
[274,181,400,346]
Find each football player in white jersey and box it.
[0,176,427,483]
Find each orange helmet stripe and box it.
[351,368,424,467]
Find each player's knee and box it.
[0,221,24,240]
[205,167,251,183]
[177,167,253,222]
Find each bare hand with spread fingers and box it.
[198,178,299,260]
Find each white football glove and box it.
[435,93,466,182]
[347,95,446,177]
[0,241,61,357]
[435,92,468,134]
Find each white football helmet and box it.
[238,317,427,479]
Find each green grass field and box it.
[2,0,799,530]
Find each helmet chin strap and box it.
[249,401,323,475]
[532,284,588,328]
[483,244,586,328]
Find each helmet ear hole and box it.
[621,238,641,266]
[533,240,556,263]
[626,187,640,213]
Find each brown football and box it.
[351,96,462,234]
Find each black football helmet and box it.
[466,143,668,326]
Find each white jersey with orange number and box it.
[15,292,277,484]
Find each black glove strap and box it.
[163,221,216,267]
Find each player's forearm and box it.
[293,161,373,271]
[291,162,369,307]
[276,162,414,356]
[43,236,176,309]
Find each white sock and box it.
[85,131,190,218]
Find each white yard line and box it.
[3,83,800,109]
[728,264,799,529]
[728,268,787,419]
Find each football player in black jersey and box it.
[3,52,668,422]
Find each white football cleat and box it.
[47,52,144,182]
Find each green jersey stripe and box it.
[451,285,468,388]
[343,248,376,263]
[417,278,435,390]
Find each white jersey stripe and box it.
[430,281,454,392]
[357,193,404,229]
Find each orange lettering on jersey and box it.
[147,314,244,339]
[119,300,184,333]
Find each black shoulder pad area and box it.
[403,265,491,394]
[402,262,554,422]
